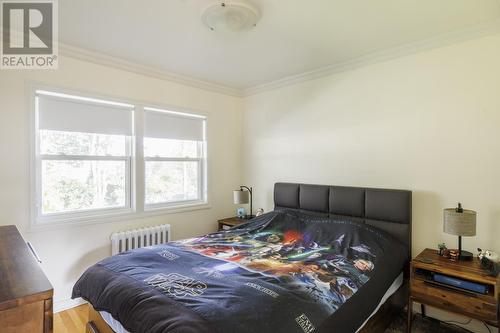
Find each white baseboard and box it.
[54,297,87,313]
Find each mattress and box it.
[99,272,404,333]
[99,311,130,333]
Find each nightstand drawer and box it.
[411,278,498,323]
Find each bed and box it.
[74,182,412,333]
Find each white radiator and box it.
[111,224,171,255]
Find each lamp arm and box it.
[239,186,253,217]
[239,185,252,194]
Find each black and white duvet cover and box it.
[73,210,407,333]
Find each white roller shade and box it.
[144,109,205,141]
[37,93,133,136]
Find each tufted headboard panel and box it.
[274,182,412,260]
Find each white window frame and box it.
[29,85,210,229]
[142,107,207,211]
[36,154,134,223]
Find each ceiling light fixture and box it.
[202,1,261,32]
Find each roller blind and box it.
[37,93,134,136]
[144,109,205,141]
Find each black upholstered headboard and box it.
[274,182,412,260]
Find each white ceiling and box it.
[59,0,500,91]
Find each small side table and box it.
[217,216,247,231]
[408,248,499,332]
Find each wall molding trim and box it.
[54,297,87,313]
[244,18,500,96]
[60,18,500,98]
[59,44,243,98]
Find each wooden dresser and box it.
[0,225,54,333]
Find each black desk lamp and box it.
[233,186,254,219]
[443,203,477,261]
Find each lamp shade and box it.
[233,190,250,204]
[443,208,476,237]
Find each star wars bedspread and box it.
[73,210,407,333]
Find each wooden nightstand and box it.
[217,216,247,231]
[408,248,499,332]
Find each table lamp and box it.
[233,186,254,219]
[443,203,476,261]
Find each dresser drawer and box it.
[411,278,498,323]
[0,300,44,333]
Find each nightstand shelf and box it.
[408,248,499,332]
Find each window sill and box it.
[28,202,211,232]
[143,201,211,216]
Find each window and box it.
[143,108,206,208]
[33,88,208,226]
[35,91,134,222]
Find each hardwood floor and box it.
[54,304,88,333]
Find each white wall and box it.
[0,55,244,309]
[1,31,499,332]
[243,34,500,332]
